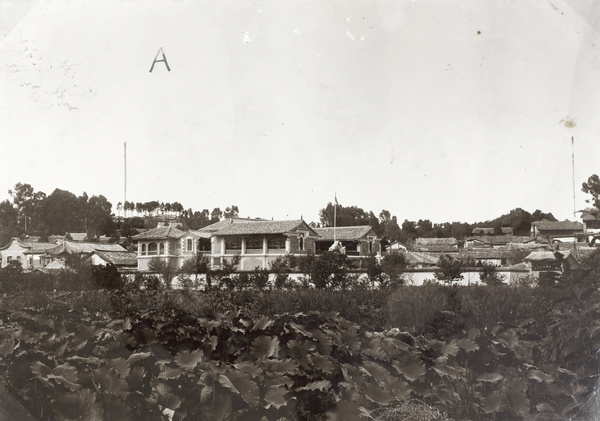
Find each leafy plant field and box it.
[0,272,598,420]
[0,266,598,420]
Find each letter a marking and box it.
[149,47,171,72]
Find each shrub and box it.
[249,268,270,290]
[478,262,505,286]
[365,254,383,287]
[386,284,451,333]
[0,260,25,293]
[380,252,408,287]
[304,251,349,289]
[148,256,175,289]
[91,264,123,290]
[435,255,466,284]
[235,272,252,290]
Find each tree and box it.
[43,188,83,234]
[213,255,240,290]
[416,219,434,238]
[479,262,505,286]
[380,252,408,287]
[224,205,239,219]
[582,174,600,210]
[0,200,18,246]
[400,220,418,243]
[210,208,223,222]
[365,254,383,288]
[82,194,114,239]
[301,251,348,289]
[379,210,402,242]
[180,252,210,286]
[435,254,465,284]
[183,209,211,229]
[148,257,175,289]
[9,183,46,234]
[318,201,379,229]
[92,264,123,290]
[0,260,24,292]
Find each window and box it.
[268,236,286,250]
[369,240,373,254]
[159,243,165,255]
[187,238,193,251]
[226,238,241,250]
[141,244,146,255]
[198,238,211,252]
[246,237,262,249]
[148,243,158,255]
[299,236,304,251]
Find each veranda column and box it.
[240,238,247,270]
[263,236,268,269]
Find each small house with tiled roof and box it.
[414,237,459,254]
[0,237,58,269]
[207,219,319,270]
[403,251,438,268]
[461,248,509,267]
[46,241,126,256]
[89,250,138,273]
[579,208,600,244]
[464,235,534,249]
[313,226,382,258]
[531,219,584,243]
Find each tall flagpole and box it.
[572,136,576,219]
[572,136,577,257]
[124,142,127,219]
[334,193,337,242]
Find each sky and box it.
[1,0,600,225]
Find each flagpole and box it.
[572,136,577,257]
[334,194,337,242]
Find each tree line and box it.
[0,183,241,246]
[5,175,600,249]
[317,201,557,244]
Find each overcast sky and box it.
[1,0,600,225]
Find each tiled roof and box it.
[198,218,266,232]
[462,249,508,259]
[1,238,59,253]
[404,252,439,266]
[503,262,530,271]
[215,220,314,236]
[467,235,532,246]
[22,242,60,253]
[524,250,569,261]
[184,230,212,239]
[313,226,377,241]
[532,220,583,231]
[415,238,457,246]
[68,233,87,241]
[93,250,137,266]
[414,238,458,252]
[131,226,186,240]
[47,241,126,255]
[579,208,600,221]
